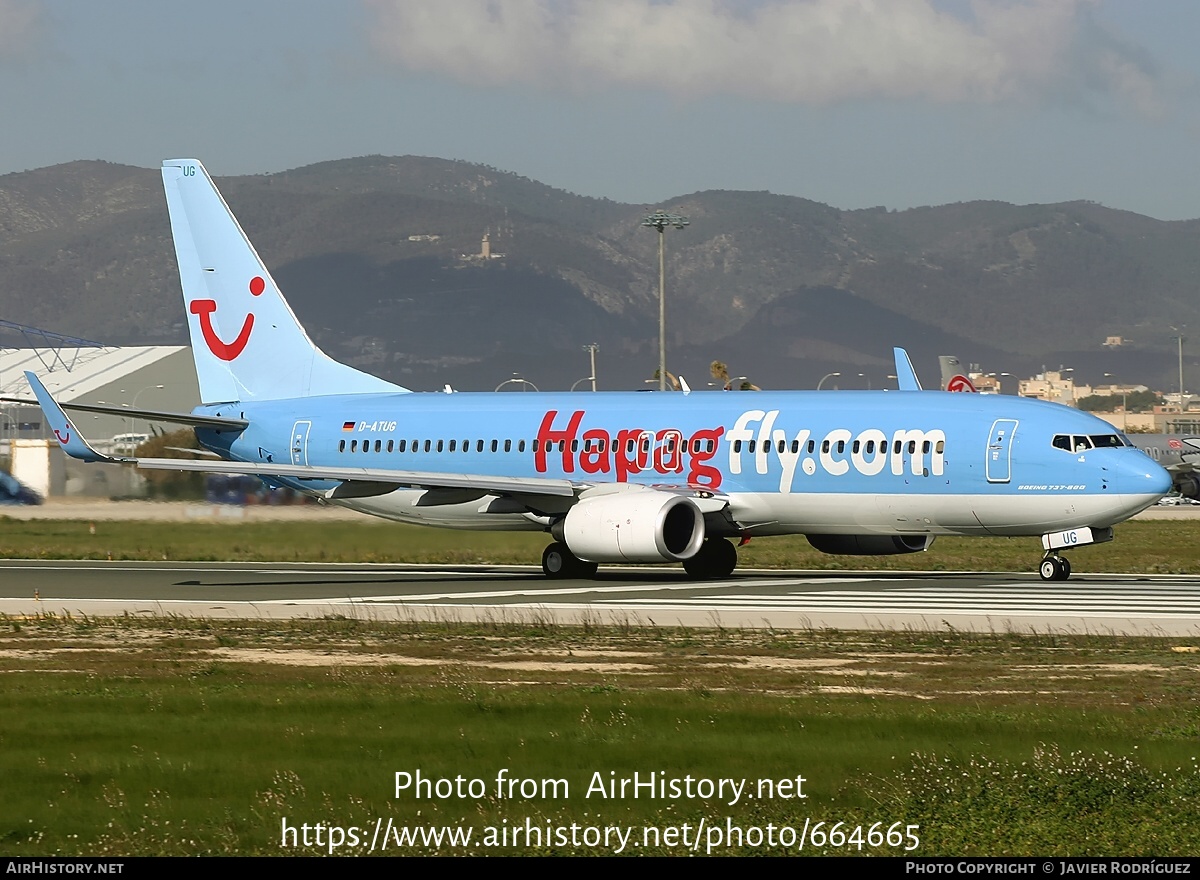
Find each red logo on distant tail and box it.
[54,429,70,445]
[945,374,977,393]
[190,276,265,361]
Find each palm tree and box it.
[710,360,731,390]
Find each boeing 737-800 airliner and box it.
[23,160,1172,582]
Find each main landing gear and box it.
[682,539,738,579]
[1039,553,1072,582]
[539,538,739,580]
[541,542,598,579]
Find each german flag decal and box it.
[342,421,356,432]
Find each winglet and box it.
[24,372,124,463]
[893,348,923,391]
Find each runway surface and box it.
[2,560,1199,635]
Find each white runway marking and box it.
[603,582,1200,619]
[265,577,1200,623]
[3,561,1197,633]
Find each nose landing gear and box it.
[1037,526,1112,581]
[1039,553,1072,581]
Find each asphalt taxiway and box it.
[2,560,1198,636]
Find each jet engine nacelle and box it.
[807,534,936,555]
[1173,473,1200,499]
[558,491,706,563]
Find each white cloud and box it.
[0,0,39,57]
[365,0,1162,111]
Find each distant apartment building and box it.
[1018,370,1092,406]
[969,373,1003,394]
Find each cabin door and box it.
[985,419,1018,483]
[290,420,312,466]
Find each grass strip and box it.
[0,616,1197,855]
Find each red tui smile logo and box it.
[54,428,70,445]
[190,276,265,361]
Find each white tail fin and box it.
[938,355,977,392]
[162,159,406,404]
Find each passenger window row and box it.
[336,437,720,455]
[730,438,945,455]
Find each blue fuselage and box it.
[195,389,1170,537]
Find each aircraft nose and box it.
[1119,455,1172,497]
[1151,462,1173,496]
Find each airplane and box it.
[19,160,1173,583]
[1126,435,1200,497]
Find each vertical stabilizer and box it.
[939,356,978,392]
[162,159,406,404]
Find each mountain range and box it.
[1,155,1198,393]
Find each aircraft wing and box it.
[24,369,575,497]
[134,461,734,514]
[2,394,248,430]
[892,348,923,391]
[23,370,732,505]
[132,457,577,497]
[1161,458,1197,474]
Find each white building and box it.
[1018,370,1092,407]
[1,346,200,497]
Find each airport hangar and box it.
[0,339,199,498]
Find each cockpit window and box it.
[1053,433,1125,452]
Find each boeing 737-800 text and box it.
[23,160,1172,581]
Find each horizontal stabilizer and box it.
[0,396,247,430]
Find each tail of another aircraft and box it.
[939,356,977,393]
[162,159,406,404]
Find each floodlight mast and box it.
[641,210,689,391]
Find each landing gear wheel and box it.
[542,542,572,578]
[541,542,598,579]
[1039,555,1070,582]
[682,539,738,580]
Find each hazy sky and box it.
[3,0,1199,219]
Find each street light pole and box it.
[641,210,689,391]
[817,372,841,390]
[1105,373,1127,431]
[132,384,164,438]
[1171,327,1186,398]
[495,374,539,393]
[583,343,599,392]
[1180,334,1186,397]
